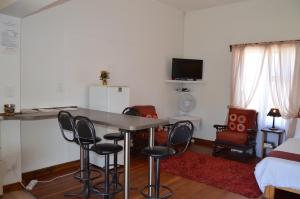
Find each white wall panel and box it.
[184,0,300,156]
[20,119,80,173]
[0,14,21,185]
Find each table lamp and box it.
[267,108,281,129]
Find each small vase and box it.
[102,79,108,86]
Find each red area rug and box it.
[161,151,261,198]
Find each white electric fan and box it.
[178,93,196,116]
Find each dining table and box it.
[1,107,169,199]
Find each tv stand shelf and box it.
[165,80,204,84]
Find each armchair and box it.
[131,105,169,152]
[213,107,258,159]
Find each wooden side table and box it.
[261,127,285,158]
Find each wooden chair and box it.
[213,107,258,160]
[131,105,169,153]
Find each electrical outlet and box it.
[4,156,17,172]
[56,83,64,93]
[4,86,15,98]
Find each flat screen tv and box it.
[172,58,203,80]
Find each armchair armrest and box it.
[213,124,228,132]
[247,128,257,134]
[247,128,257,143]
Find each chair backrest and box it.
[122,107,140,116]
[74,116,97,147]
[132,105,158,119]
[227,107,258,133]
[168,120,194,156]
[58,111,75,142]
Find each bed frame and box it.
[264,186,300,199]
[263,113,300,199]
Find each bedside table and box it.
[261,127,285,158]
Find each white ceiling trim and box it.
[0,0,70,18]
[158,0,251,12]
[0,0,16,10]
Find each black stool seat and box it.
[91,143,123,155]
[103,132,124,141]
[142,146,176,158]
[141,121,194,199]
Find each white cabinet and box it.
[89,86,129,167]
[89,86,129,114]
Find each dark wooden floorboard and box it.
[30,145,262,199]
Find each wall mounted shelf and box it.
[165,80,204,84]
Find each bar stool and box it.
[58,111,101,198]
[141,121,194,199]
[74,116,123,199]
[103,107,139,192]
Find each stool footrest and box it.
[93,181,123,196]
[141,184,173,199]
[73,168,102,181]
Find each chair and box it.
[74,116,123,199]
[132,105,170,152]
[102,107,140,192]
[213,107,258,159]
[141,120,194,199]
[58,111,102,198]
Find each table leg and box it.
[261,132,265,158]
[124,131,131,199]
[80,147,84,178]
[278,134,282,146]
[148,127,155,197]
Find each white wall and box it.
[0,14,21,184]
[0,14,20,113]
[20,0,184,171]
[183,0,300,151]
[21,0,184,117]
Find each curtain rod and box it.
[229,39,300,52]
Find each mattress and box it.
[254,138,300,192]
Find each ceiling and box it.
[0,0,251,18]
[0,0,69,18]
[158,0,250,11]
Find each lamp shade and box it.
[267,108,281,117]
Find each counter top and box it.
[0,107,168,131]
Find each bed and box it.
[255,138,300,199]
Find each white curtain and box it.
[231,42,300,140]
[231,45,266,107]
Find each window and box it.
[231,42,300,139]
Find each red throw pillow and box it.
[227,108,256,133]
[132,105,158,119]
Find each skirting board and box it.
[193,137,214,147]
[3,160,80,193]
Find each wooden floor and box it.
[3,145,264,199]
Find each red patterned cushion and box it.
[216,131,248,145]
[132,105,158,119]
[132,105,167,145]
[227,108,257,133]
[155,128,168,145]
[134,128,168,145]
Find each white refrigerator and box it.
[89,85,130,167]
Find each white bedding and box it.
[254,138,300,192]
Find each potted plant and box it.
[99,70,110,85]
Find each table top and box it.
[0,107,169,131]
[261,127,285,134]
